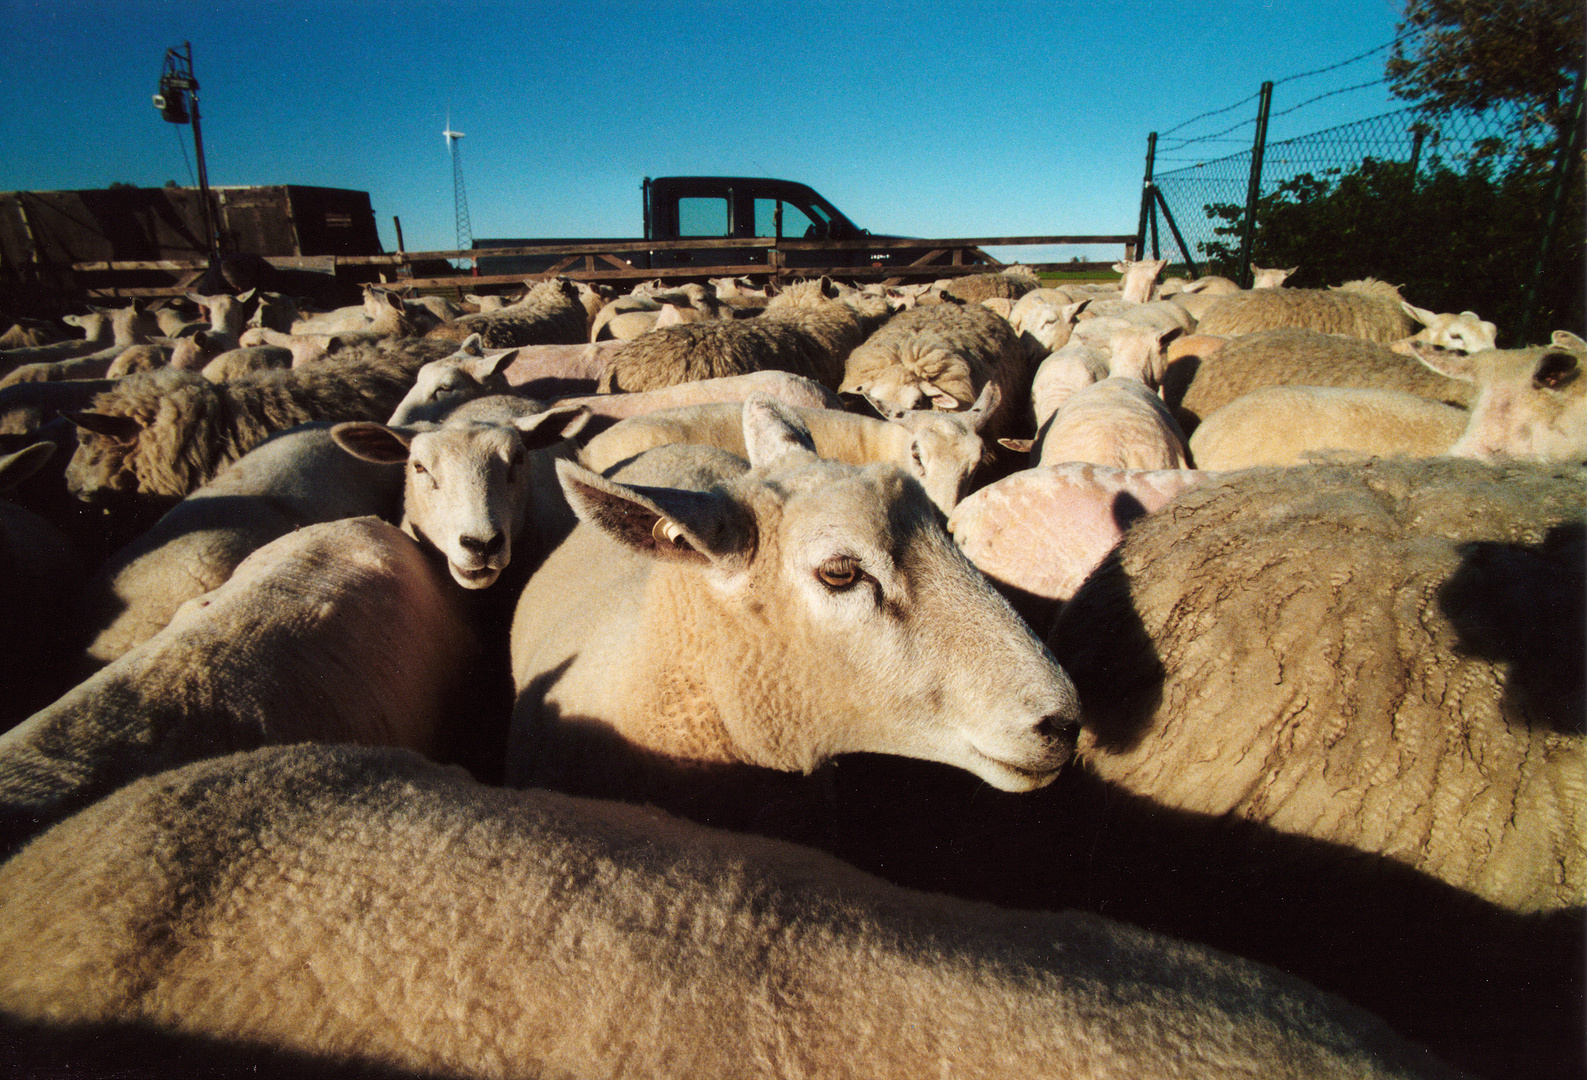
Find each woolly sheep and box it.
[426,277,589,348]
[198,343,294,381]
[62,356,427,507]
[597,286,884,393]
[935,266,1041,304]
[332,397,592,589]
[508,397,1080,805]
[0,742,1459,1080]
[577,391,995,513]
[0,517,477,855]
[1194,279,1419,342]
[1047,457,1586,914]
[1188,386,1470,470]
[1032,377,1191,471]
[72,423,404,671]
[840,301,1028,441]
[1163,327,1478,433]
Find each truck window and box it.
[752,198,826,240]
[676,196,729,238]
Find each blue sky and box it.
[1,0,1411,261]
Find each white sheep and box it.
[1188,385,1470,469]
[508,396,1080,804]
[0,742,1458,1080]
[1047,456,1586,915]
[1195,279,1422,342]
[1414,334,1587,463]
[0,517,477,855]
[577,391,994,513]
[426,277,590,348]
[332,396,592,589]
[72,422,405,670]
[1031,377,1191,471]
[949,462,1206,617]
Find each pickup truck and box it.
[473,176,941,279]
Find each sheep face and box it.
[334,405,589,589]
[550,396,1079,790]
[1416,341,1587,464]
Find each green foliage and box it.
[1199,149,1584,344]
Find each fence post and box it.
[1136,132,1157,262]
[1236,81,1274,288]
[1517,64,1585,344]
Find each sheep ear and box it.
[997,437,1034,454]
[1407,341,1479,383]
[458,333,487,357]
[1400,301,1438,328]
[555,457,751,566]
[330,421,417,463]
[742,394,816,467]
[66,411,143,443]
[0,441,55,490]
[462,347,516,381]
[1551,330,1586,351]
[513,404,591,449]
[1533,350,1581,391]
[922,382,960,411]
[962,379,1001,432]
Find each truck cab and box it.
[643,176,878,269]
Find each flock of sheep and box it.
[0,255,1582,1080]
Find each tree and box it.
[1387,0,1584,149]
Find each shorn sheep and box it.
[0,517,477,857]
[508,396,1080,811]
[0,742,1461,1080]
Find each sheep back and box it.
[1195,282,1418,342]
[426,278,590,348]
[1047,457,1586,914]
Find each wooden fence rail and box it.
[51,233,1138,300]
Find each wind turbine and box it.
[444,112,472,253]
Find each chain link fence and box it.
[1140,101,1584,342]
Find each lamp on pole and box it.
[153,42,219,264]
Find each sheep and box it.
[1007,296,1089,363]
[62,356,428,507]
[331,397,593,589]
[1194,278,1420,341]
[1188,386,1470,469]
[596,285,884,393]
[198,343,295,381]
[72,423,405,671]
[1251,263,1299,288]
[0,441,85,721]
[839,301,1028,441]
[1112,257,1167,303]
[1026,323,1177,436]
[0,517,478,856]
[588,282,718,341]
[0,301,156,376]
[1046,456,1585,914]
[1412,335,1587,463]
[507,395,1080,811]
[935,265,1041,304]
[0,317,63,349]
[0,742,1459,1080]
[1031,377,1191,471]
[426,277,590,347]
[1163,327,1480,433]
[576,388,995,513]
[948,462,1206,618]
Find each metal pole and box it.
[1517,64,1585,344]
[1135,132,1157,261]
[1236,81,1273,288]
[181,43,220,263]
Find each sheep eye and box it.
[816,556,861,591]
[411,461,427,475]
[910,443,925,476]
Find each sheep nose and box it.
[1036,712,1081,754]
[459,532,505,558]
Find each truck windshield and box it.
[752,197,832,240]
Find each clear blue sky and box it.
[1,0,1410,261]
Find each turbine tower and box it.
[443,114,472,253]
